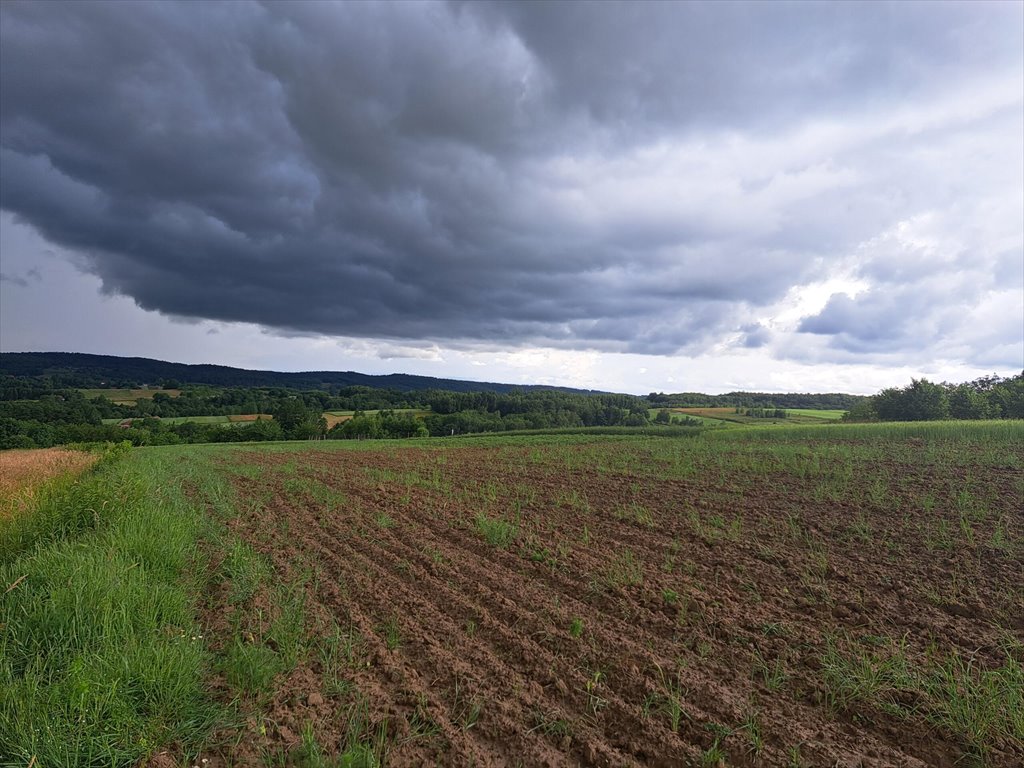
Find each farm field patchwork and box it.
[323,412,355,429]
[646,409,733,427]
[79,388,182,404]
[156,423,1021,767]
[100,414,272,426]
[672,407,845,426]
[785,409,847,420]
[323,409,430,430]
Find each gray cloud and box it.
[739,324,771,350]
[1,0,1020,363]
[0,272,29,287]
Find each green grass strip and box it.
[0,447,214,766]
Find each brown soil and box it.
[192,438,1023,767]
[674,407,740,417]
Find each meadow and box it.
[669,407,847,426]
[1,422,1021,767]
[101,415,273,427]
[80,388,182,404]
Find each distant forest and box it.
[0,353,1019,449]
[841,374,1023,423]
[647,390,862,410]
[0,352,604,394]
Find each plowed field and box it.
[192,430,1023,767]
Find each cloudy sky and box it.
[1,1,1021,394]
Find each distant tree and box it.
[245,417,285,442]
[947,384,994,420]
[842,399,878,422]
[329,412,382,440]
[2,434,35,449]
[875,379,949,421]
[654,409,672,425]
[378,410,428,438]
[989,373,1024,419]
[272,398,326,439]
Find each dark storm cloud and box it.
[1,0,1020,359]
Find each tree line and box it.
[647,390,862,409]
[0,383,653,448]
[1,371,1019,449]
[843,373,1023,422]
[0,352,602,395]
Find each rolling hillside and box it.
[0,352,606,395]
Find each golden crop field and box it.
[0,448,98,518]
[323,412,354,429]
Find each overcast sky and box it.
[1,0,1021,394]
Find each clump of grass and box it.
[821,634,1024,759]
[849,512,873,544]
[569,617,585,639]
[821,635,911,713]
[223,539,269,604]
[600,549,643,589]
[752,649,788,692]
[223,637,281,693]
[661,537,681,572]
[583,669,607,716]
[474,511,519,548]
[268,584,308,669]
[528,709,573,739]
[317,622,365,697]
[329,695,389,767]
[922,651,1024,759]
[379,614,402,651]
[701,723,731,766]
[650,664,689,733]
[556,488,590,512]
[451,676,482,731]
[615,500,655,527]
[288,722,331,768]
[221,577,309,699]
[739,709,764,756]
[405,692,442,744]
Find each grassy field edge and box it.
[0,447,219,766]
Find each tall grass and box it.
[0,442,129,560]
[821,635,1024,758]
[711,419,1024,444]
[0,447,214,766]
